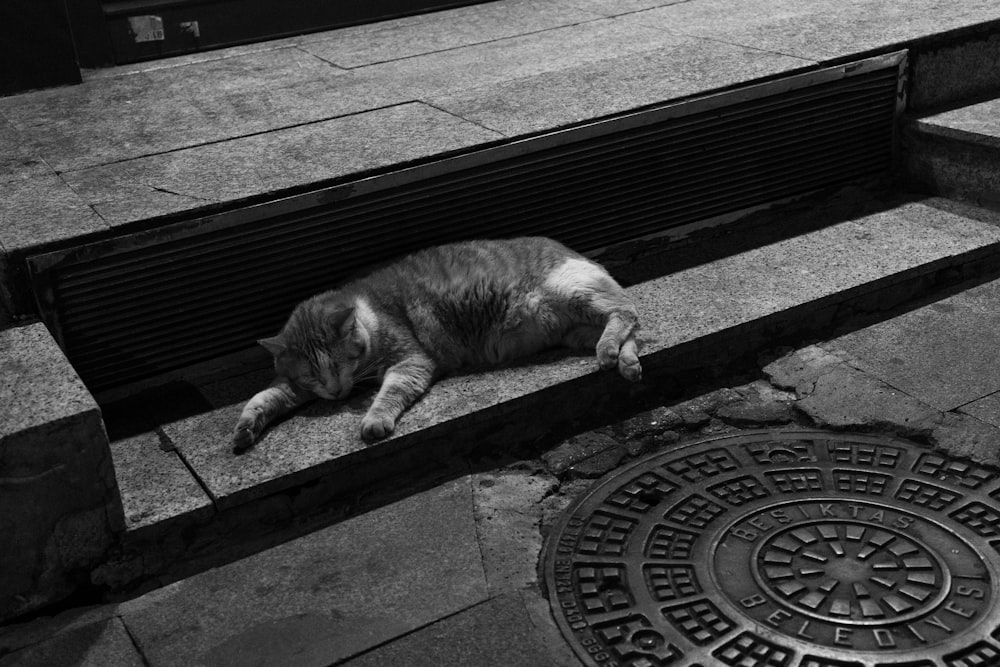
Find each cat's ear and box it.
[325,306,356,337]
[258,335,286,356]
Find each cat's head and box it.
[259,301,366,400]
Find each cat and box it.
[232,237,641,452]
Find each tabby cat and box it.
[233,237,641,452]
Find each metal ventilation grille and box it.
[29,53,905,392]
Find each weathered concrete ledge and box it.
[904,96,1000,209]
[96,193,1000,592]
[0,324,125,621]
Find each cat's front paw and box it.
[232,413,262,453]
[361,410,396,442]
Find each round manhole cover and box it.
[542,430,1000,667]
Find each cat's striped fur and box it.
[233,237,640,452]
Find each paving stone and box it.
[542,432,620,475]
[716,398,795,426]
[930,410,1000,464]
[624,0,1000,61]
[0,48,405,172]
[912,96,1000,150]
[556,0,688,16]
[0,174,108,253]
[473,470,558,594]
[794,363,939,437]
[62,102,502,226]
[339,593,561,667]
[431,33,809,136]
[762,345,847,394]
[109,431,214,534]
[0,617,143,667]
[162,349,595,509]
[355,17,674,100]
[567,445,626,478]
[617,406,683,440]
[627,202,1000,356]
[301,0,601,68]
[0,116,51,184]
[826,278,1000,411]
[118,478,486,667]
[959,391,1000,428]
[0,323,98,437]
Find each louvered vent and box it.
[28,53,905,392]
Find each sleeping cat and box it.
[232,237,641,452]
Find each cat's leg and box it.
[545,257,642,381]
[233,376,314,452]
[588,288,641,382]
[361,354,437,441]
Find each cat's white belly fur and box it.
[486,257,613,364]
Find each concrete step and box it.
[0,323,125,621]
[96,189,1000,593]
[904,95,1000,210]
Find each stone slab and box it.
[0,48,407,173]
[960,391,1000,428]
[909,32,1000,112]
[109,431,215,534]
[157,198,1000,508]
[349,16,676,100]
[301,0,601,68]
[0,175,108,253]
[159,349,594,508]
[826,277,1000,412]
[0,323,97,440]
[0,617,144,667]
[627,201,1000,354]
[472,470,559,595]
[913,96,1000,149]
[556,0,688,16]
[430,33,811,136]
[61,103,502,226]
[118,477,486,667]
[339,593,563,667]
[623,0,1000,62]
[0,116,51,184]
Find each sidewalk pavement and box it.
[3,266,1000,666]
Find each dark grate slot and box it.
[29,59,902,391]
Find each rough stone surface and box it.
[625,0,1000,61]
[959,391,1000,428]
[825,279,1000,411]
[0,617,143,667]
[795,364,940,436]
[109,431,214,535]
[0,324,123,622]
[430,32,809,136]
[716,396,795,426]
[118,478,486,666]
[339,593,569,667]
[566,445,627,479]
[472,470,558,595]
[300,0,601,68]
[541,432,621,475]
[762,345,851,394]
[909,31,1000,111]
[912,96,1000,150]
[62,102,502,227]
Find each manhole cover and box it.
[542,430,1000,667]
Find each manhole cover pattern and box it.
[542,430,1000,667]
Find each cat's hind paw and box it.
[361,410,396,442]
[615,337,642,382]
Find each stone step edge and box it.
[96,199,1000,592]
